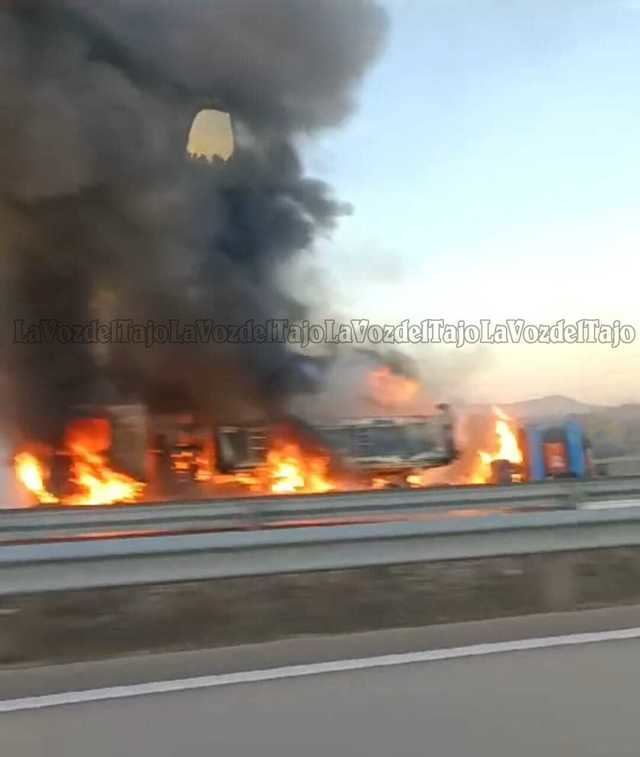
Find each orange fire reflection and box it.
[14,452,59,505]
[470,408,523,484]
[368,366,419,409]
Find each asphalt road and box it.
[2,622,640,756]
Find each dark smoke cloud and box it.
[0,0,388,443]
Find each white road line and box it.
[2,626,640,714]
[581,500,640,510]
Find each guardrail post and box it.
[243,502,264,530]
[538,553,577,612]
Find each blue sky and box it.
[297,0,640,405]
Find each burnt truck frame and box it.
[215,405,458,479]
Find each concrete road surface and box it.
[2,620,640,756]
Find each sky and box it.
[294,0,640,406]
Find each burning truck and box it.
[12,409,458,506]
[10,350,458,505]
[422,408,595,488]
[9,369,594,508]
[12,397,458,506]
[216,406,457,489]
[480,418,594,485]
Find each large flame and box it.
[235,442,335,495]
[14,452,59,505]
[15,418,145,507]
[268,443,334,495]
[470,408,523,484]
[368,366,419,409]
[64,419,145,506]
[66,456,145,506]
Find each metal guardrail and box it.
[2,476,640,542]
[2,507,640,596]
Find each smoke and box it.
[289,347,436,422]
[0,0,388,443]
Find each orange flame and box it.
[14,452,59,505]
[234,442,335,495]
[169,425,215,484]
[66,457,145,506]
[470,408,523,484]
[64,419,145,506]
[368,366,419,409]
[15,419,145,507]
[267,443,334,495]
[170,446,213,483]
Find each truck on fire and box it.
[488,419,594,485]
[215,404,458,488]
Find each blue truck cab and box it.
[520,420,592,482]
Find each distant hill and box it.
[501,395,602,420]
[463,395,601,420]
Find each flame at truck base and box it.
[470,408,523,485]
[14,452,59,505]
[264,443,334,495]
[14,418,146,507]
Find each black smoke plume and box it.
[0,0,388,443]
